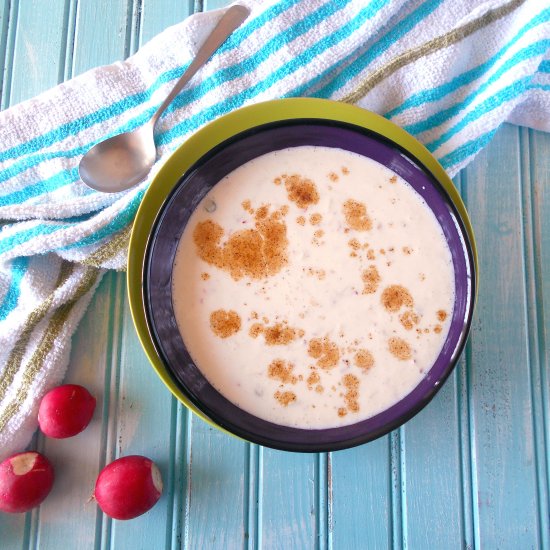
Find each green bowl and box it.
[127,97,478,439]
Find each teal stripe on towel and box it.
[0,104,155,194]
[0,167,81,207]
[0,0,385,210]
[530,82,550,90]
[60,190,145,250]
[426,75,535,152]
[0,191,139,256]
[159,0,390,145]
[0,189,141,256]
[404,39,550,137]
[309,0,445,99]
[0,74,178,165]
[438,128,497,169]
[157,0,355,118]
[385,8,550,119]
[0,257,29,321]
[0,222,68,256]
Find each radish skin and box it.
[0,452,54,513]
[94,455,163,520]
[38,384,96,438]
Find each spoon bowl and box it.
[79,124,156,193]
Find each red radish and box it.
[38,384,96,438]
[94,455,163,520]
[0,452,54,513]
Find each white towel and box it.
[0,0,548,459]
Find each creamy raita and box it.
[171,146,455,429]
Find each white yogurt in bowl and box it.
[171,145,455,429]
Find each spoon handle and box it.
[151,4,250,127]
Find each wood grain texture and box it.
[260,450,317,549]
[0,0,17,109]
[0,1,549,549]
[522,127,550,550]
[461,125,542,548]
[139,0,194,45]
[8,0,69,104]
[330,436,392,550]
[71,0,131,76]
[400,374,466,549]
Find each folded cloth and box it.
[0,0,549,459]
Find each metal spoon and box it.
[79,5,250,193]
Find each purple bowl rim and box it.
[143,118,477,452]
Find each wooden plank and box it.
[31,272,120,550]
[399,171,472,549]
[8,0,69,105]
[0,2,78,547]
[87,2,179,548]
[71,0,132,76]
[0,0,8,53]
[166,2,249,549]
[330,174,472,550]
[185,418,247,550]
[399,371,466,549]
[0,1,30,547]
[330,436,392,549]
[260,450,319,550]
[203,0,230,10]
[189,21,334,514]
[108,276,178,547]
[167,402,191,550]
[112,2,247,548]
[0,0,17,109]
[0,511,28,549]
[522,127,550,548]
[59,3,201,546]
[28,0,132,546]
[0,0,11,103]
[139,0,194,45]
[454,172,476,550]
[243,443,262,549]
[460,124,541,548]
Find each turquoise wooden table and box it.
[1,1,549,549]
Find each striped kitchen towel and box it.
[0,0,549,459]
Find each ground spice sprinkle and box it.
[310,213,322,225]
[400,310,419,330]
[210,309,241,338]
[354,349,374,371]
[362,265,381,294]
[437,310,447,321]
[268,360,297,384]
[264,323,297,345]
[308,337,340,369]
[193,205,288,280]
[381,285,414,312]
[274,391,296,406]
[342,374,360,414]
[282,174,320,208]
[388,337,412,360]
[343,199,372,231]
